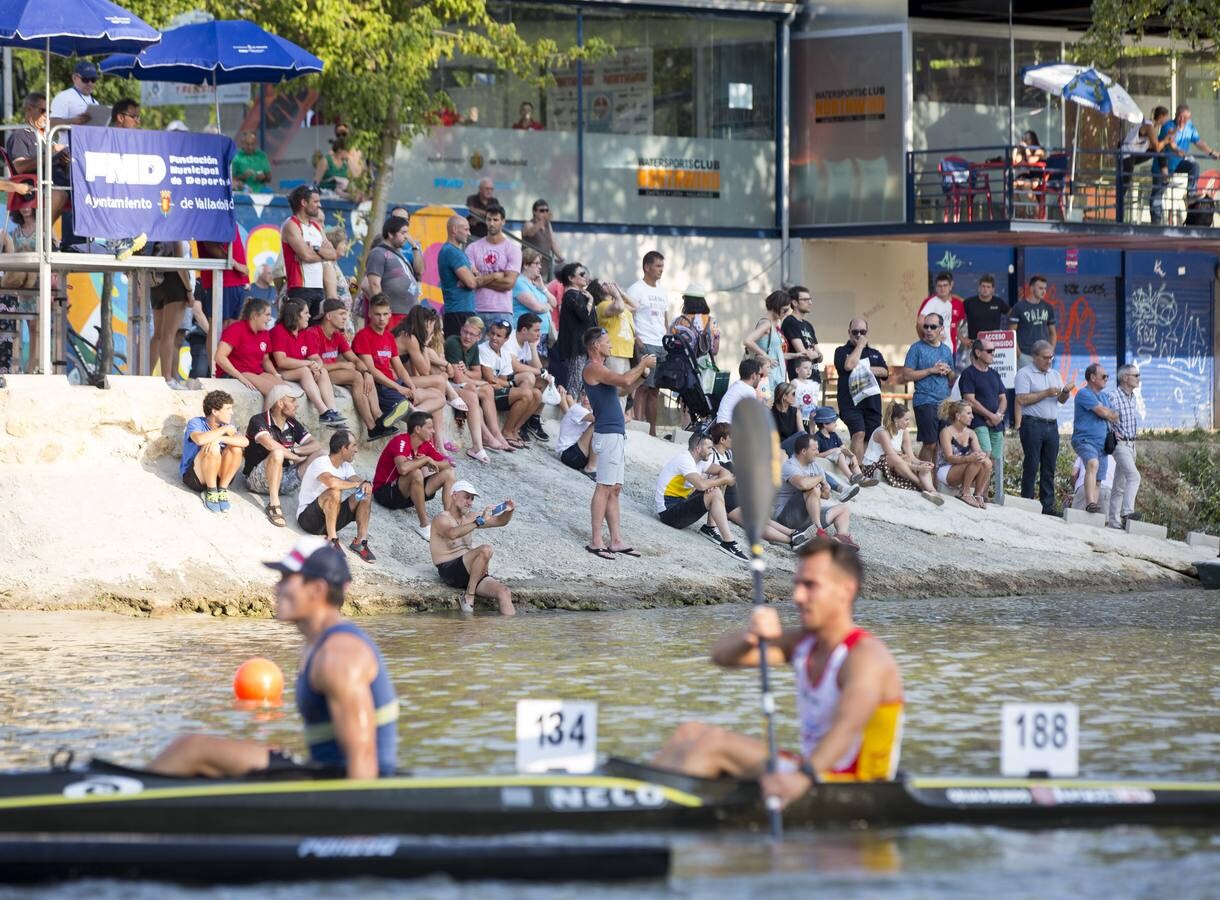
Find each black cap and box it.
[264,537,351,587]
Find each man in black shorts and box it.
[296,430,377,562]
[429,480,516,615]
[653,433,748,561]
[371,411,455,541]
[833,318,889,460]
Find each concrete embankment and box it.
[0,375,1205,616]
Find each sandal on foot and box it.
[467,448,491,463]
[611,546,642,557]
[585,544,616,560]
[921,490,945,506]
[459,594,475,614]
[266,504,286,527]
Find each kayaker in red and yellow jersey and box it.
[654,538,903,808]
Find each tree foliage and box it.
[1077,0,1220,66]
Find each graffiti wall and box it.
[927,244,1015,304]
[1125,252,1215,430]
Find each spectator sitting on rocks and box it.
[935,399,993,509]
[214,297,285,400]
[308,299,388,439]
[707,423,804,548]
[554,385,597,478]
[430,480,516,615]
[772,434,855,547]
[296,429,376,562]
[811,406,876,487]
[715,357,766,425]
[269,297,347,426]
[771,382,801,442]
[502,312,553,440]
[860,401,943,506]
[243,384,324,527]
[372,411,455,540]
[181,390,250,513]
[1072,362,1119,514]
[479,318,542,448]
[654,432,750,561]
[445,315,515,453]
[353,294,432,437]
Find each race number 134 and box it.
[515,700,598,774]
[1000,702,1079,777]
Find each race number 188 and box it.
[1001,702,1079,777]
[516,700,598,774]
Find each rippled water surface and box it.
[1,589,1217,897]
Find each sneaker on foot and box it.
[697,524,722,545]
[349,538,377,563]
[383,398,412,428]
[527,417,550,441]
[1124,512,1142,522]
[860,475,880,487]
[319,409,347,426]
[791,529,811,549]
[367,423,398,441]
[201,489,223,513]
[113,232,147,261]
[718,540,750,562]
[166,378,190,391]
[215,488,232,512]
[414,523,431,541]
[837,484,861,502]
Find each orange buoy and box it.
[233,657,284,704]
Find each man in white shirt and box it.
[1014,339,1074,515]
[503,312,553,441]
[654,433,748,561]
[49,60,101,135]
[296,430,376,561]
[626,250,669,436]
[479,319,542,445]
[715,358,765,425]
[555,387,597,477]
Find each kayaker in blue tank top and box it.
[148,537,399,779]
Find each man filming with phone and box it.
[429,480,516,616]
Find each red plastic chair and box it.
[938,156,991,222]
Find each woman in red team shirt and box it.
[214,297,284,399]
[268,298,346,426]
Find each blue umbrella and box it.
[100,20,322,85]
[0,0,159,55]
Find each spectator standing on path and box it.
[513,249,556,355]
[860,401,943,504]
[364,216,420,329]
[269,297,347,426]
[773,434,856,547]
[553,262,598,397]
[296,430,376,562]
[181,390,250,513]
[438,216,478,338]
[466,204,520,324]
[962,274,1009,346]
[372,411,455,540]
[916,271,966,354]
[308,299,387,440]
[430,481,516,615]
[626,251,670,437]
[593,279,637,403]
[521,199,563,280]
[582,327,656,560]
[902,312,956,463]
[654,432,750,561]
[834,319,889,460]
[243,384,323,527]
[715,358,765,425]
[1072,363,1119,514]
[465,178,498,239]
[1014,340,1074,515]
[958,336,1007,483]
[782,285,822,380]
[1104,364,1143,530]
[214,297,285,401]
[281,185,335,322]
[231,130,272,192]
[743,290,791,400]
[1010,275,1056,371]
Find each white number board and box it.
[1001,702,1079,777]
[516,700,598,774]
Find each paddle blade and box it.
[731,398,781,548]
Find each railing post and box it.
[1114,150,1125,224]
[905,151,915,224]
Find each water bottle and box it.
[355,485,367,501]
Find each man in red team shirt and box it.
[915,271,966,356]
[309,299,387,439]
[352,294,448,441]
[372,411,456,540]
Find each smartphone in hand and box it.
[491,500,509,517]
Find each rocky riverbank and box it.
[0,375,1206,617]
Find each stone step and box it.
[1003,495,1044,514]
[1186,531,1220,554]
[1063,507,1105,529]
[1125,519,1168,540]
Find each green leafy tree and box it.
[1078,0,1220,66]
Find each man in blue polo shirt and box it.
[1072,362,1119,514]
[902,312,956,463]
[438,215,478,338]
[1160,104,1219,199]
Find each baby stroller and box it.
[656,316,717,430]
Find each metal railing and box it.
[906,145,1219,228]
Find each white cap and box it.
[264,383,304,410]
[683,284,708,298]
[452,479,480,497]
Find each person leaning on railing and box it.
[1120,106,1170,224]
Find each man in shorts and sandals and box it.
[181,390,250,513]
[430,480,516,615]
[654,432,749,561]
[243,383,324,527]
[372,411,456,541]
[296,430,377,562]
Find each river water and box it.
[1,589,1218,897]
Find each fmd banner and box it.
[70,126,235,242]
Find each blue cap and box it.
[73,60,100,80]
[812,406,839,425]
[264,537,351,587]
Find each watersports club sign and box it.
[70,126,236,242]
[636,156,720,199]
